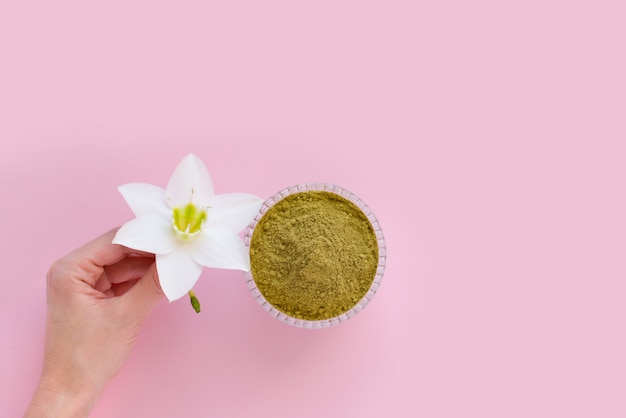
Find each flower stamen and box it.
[172,203,207,239]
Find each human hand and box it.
[25,228,164,418]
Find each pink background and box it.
[1,1,625,417]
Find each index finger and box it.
[74,227,153,267]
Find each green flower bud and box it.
[189,290,201,313]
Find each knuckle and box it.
[46,257,69,291]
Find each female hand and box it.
[25,228,164,417]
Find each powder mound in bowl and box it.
[249,190,379,322]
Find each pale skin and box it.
[25,228,164,418]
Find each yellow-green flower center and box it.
[172,203,207,239]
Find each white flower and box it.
[112,154,263,302]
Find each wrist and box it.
[25,375,100,418]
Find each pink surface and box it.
[1,1,625,417]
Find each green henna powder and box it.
[249,191,379,321]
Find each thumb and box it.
[120,262,164,317]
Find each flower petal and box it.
[156,245,203,302]
[190,225,250,271]
[118,183,169,218]
[112,214,178,254]
[166,154,214,208]
[208,193,263,233]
